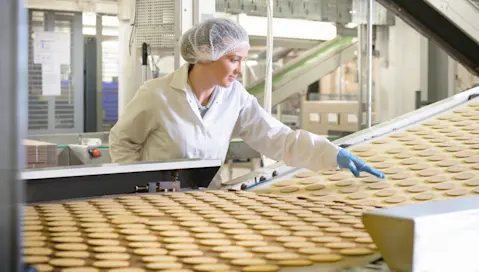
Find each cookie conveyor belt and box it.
[242,86,479,209]
[23,190,383,272]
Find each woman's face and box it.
[206,46,249,88]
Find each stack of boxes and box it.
[24,140,57,169]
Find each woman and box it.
[109,18,384,188]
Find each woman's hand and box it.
[337,149,385,178]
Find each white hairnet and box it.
[180,18,250,64]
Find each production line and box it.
[224,86,479,203]
[20,86,479,272]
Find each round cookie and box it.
[279,186,300,193]
[94,253,130,261]
[219,252,254,259]
[24,247,53,256]
[417,169,440,177]
[464,179,479,186]
[92,246,127,253]
[49,258,85,267]
[87,239,120,246]
[445,188,468,197]
[24,256,49,264]
[231,258,267,266]
[434,182,455,190]
[425,176,447,183]
[275,236,307,243]
[453,172,475,180]
[294,171,317,178]
[339,248,374,256]
[384,196,407,204]
[308,254,343,262]
[272,180,296,187]
[192,264,232,272]
[92,261,130,268]
[55,251,89,258]
[396,179,419,187]
[169,250,203,257]
[414,193,436,201]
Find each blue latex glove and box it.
[337,149,385,178]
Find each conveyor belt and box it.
[247,36,357,106]
[23,191,382,272]
[248,96,479,207]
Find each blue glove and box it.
[337,149,385,178]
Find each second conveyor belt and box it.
[247,91,479,208]
[247,36,357,106]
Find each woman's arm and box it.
[235,93,340,171]
[235,92,384,178]
[109,85,157,163]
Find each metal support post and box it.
[0,0,27,271]
[366,0,374,128]
[357,25,365,129]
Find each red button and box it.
[90,149,101,158]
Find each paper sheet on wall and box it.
[41,62,61,96]
[33,31,70,65]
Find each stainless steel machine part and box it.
[363,195,479,272]
[23,159,221,203]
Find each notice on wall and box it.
[33,31,70,65]
[33,31,69,96]
[41,62,61,96]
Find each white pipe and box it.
[263,0,273,114]
[366,0,373,128]
[141,65,147,83]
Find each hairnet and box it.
[180,18,250,64]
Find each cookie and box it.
[181,257,218,265]
[92,261,130,268]
[192,264,232,272]
[308,254,343,262]
[94,253,130,260]
[24,256,49,264]
[49,258,85,267]
[231,258,267,266]
[55,251,90,258]
[339,248,374,256]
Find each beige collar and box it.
[169,63,190,92]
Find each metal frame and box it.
[95,14,103,132]
[84,36,98,132]
[0,0,27,271]
[23,159,222,203]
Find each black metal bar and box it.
[84,37,97,132]
[376,0,479,76]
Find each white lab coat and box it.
[109,63,341,188]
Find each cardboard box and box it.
[301,100,375,135]
[24,139,57,169]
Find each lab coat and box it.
[109,63,341,188]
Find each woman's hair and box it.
[180,18,250,64]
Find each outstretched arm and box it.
[235,93,384,178]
